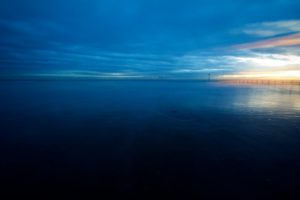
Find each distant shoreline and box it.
[0,78,212,82]
[0,78,299,85]
[219,79,300,85]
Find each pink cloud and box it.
[234,33,300,50]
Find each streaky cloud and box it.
[233,33,300,50]
[235,20,300,37]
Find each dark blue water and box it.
[1,81,300,198]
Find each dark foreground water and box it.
[0,81,300,199]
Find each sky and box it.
[1,0,300,80]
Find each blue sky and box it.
[1,0,300,79]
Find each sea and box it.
[0,80,300,199]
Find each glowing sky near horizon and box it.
[0,0,300,79]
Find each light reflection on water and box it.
[221,83,300,114]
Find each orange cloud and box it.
[234,33,300,50]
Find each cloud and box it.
[27,70,145,79]
[233,33,300,50]
[217,46,300,80]
[236,20,300,37]
[172,68,229,73]
[225,53,300,68]
[229,20,300,77]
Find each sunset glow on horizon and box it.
[219,70,300,80]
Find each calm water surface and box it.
[0,81,300,198]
